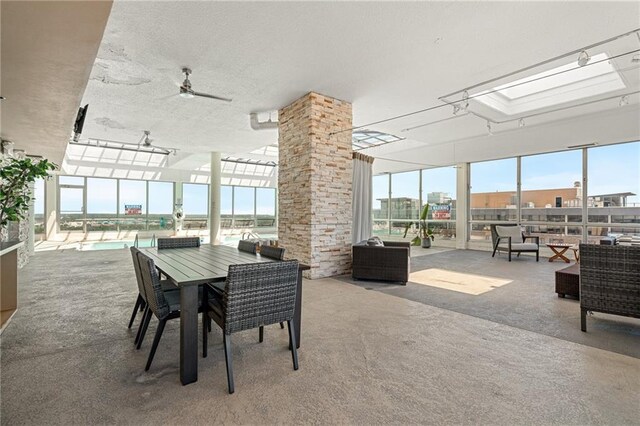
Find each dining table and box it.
[140,244,309,385]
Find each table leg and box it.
[293,269,302,349]
[548,247,570,263]
[180,284,199,385]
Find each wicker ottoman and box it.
[555,263,580,299]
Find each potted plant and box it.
[0,155,57,239]
[403,204,435,248]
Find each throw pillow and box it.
[367,236,384,246]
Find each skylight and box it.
[352,130,404,150]
[474,53,626,116]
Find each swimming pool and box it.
[77,234,276,251]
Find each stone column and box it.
[210,152,222,245]
[278,92,353,279]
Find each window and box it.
[470,158,517,226]
[220,186,233,229]
[233,187,255,228]
[256,188,276,228]
[33,179,45,238]
[86,178,117,231]
[422,167,457,240]
[390,171,420,221]
[587,142,640,241]
[59,179,84,232]
[372,174,390,237]
[148,181,174,231]
[119,180,147,230]
[182,183,209,230]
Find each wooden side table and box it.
[546,243,574,263]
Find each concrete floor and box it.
[1,249,639,425]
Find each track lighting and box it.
[461,90,469,111]
[486,121,493,136]
[619,95,629,107]
[518,118,525,128]
[632,54,640,63]
[577,50,591,67]
[452,104,461,115]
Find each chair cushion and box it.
[160,279,177,292]
[510,243,538,251]
[367,236,384,246]
[164,290,182,312]
[496,225,523,243]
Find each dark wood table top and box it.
[140,244,309,287]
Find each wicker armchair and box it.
[352,241,410,284]
[157,236,200,249]
[202,261,300,394]
[237,239,258,254]
[579,244,640,332]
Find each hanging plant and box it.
[0,156,57,231]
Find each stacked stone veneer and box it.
[278,92,353,279]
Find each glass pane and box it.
[221,186,232,229]
[521,150,582,223]
[372,220,389,237]
[470,158,517,222]
[588,226,640,244]
[390,171,420,220]
[422,166,457,222]
[373,175,389,220]
[86,178,117,231]
[59,176,84,186]
[256,188,276,228]
[33,179,45,238]
[87,178,117,214]
[588,142,640,225]
[117,180,146,231]
[148,181,174,231]
[182,183,208,230]
[59,187,84,232]
[233,187,255,228]
[523,225,582,245]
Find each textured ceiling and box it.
[78,1,640,172]
[1,1,113,164]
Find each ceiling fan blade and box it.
[193,91,232,102]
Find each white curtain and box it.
[352,153,374,243]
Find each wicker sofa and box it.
[352,241,410,284]
[579,244,640,332]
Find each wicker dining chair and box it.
[129,247,178,346]
[259,245,285,260]
[136,251,182,371]
[202,260,300,394]
[258,245,287,331]
[237,239,258,254]
[157,237,201,249]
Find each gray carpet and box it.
[343,249,640,359]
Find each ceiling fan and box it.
[178,67,232,102]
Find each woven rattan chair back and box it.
[237,239,258,254]
[580,244,640,318]
[130,247,147,301]
[223,260,299,334]
[157,237,200,249]
[137,252,171,320]
[259,245,285,260]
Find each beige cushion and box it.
[496,225,523,244]
[511,243,538,251]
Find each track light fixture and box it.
[486,121,493,136]
[619,95,629,107]
[518,118,525,128]
[461,90,469,110]
[577,50,591,67]
[452,104,461,115]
